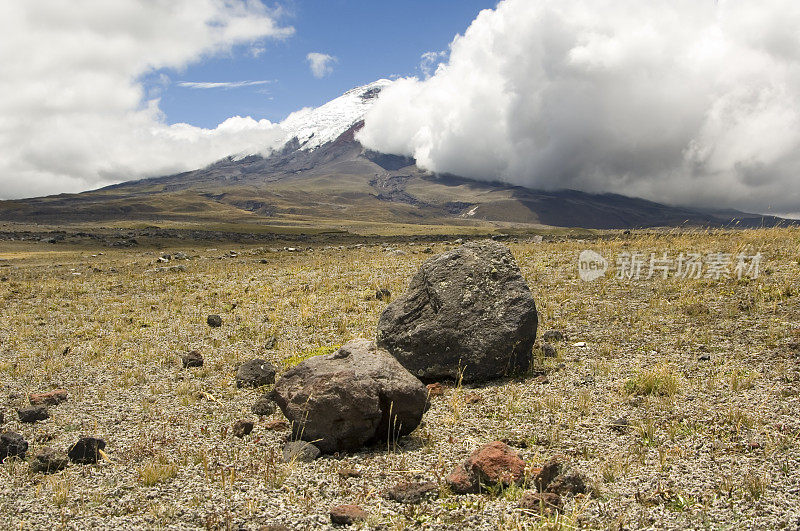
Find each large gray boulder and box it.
[272,339,427,453]
[376,240,538,382]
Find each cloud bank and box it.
[0,1,292,199]
[358,0,800,214]
[306,53,337,79]
[178,80,272,90]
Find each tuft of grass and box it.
[282,345,339,369]
[624,365,680,397]
[743,471,768,500]
[138,458,179,486]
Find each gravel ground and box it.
[1,229,799,529]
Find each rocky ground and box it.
[1,228,799,530]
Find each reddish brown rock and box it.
[263,419,289,431]
[426,383,445,397]
[464,392,483,404]
[329,504,368,525]
[446,441,526,494]
[337,468,362,479]
[29,389,68,406]
[519,491,563,515]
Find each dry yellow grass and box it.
[0,227,798,529]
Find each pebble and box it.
[17,405,49,423]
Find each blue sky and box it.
[149,1,498,128]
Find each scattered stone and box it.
[207,314,222,328]
[251,395,276,417]
[540,342,557,358]
[446,441,526,494]
[547,469,589,496]
[375,288,391,301]
[282,441,321,463]
[519,491,563,515]
[29,389,68,406]
[68,437,106,464]
[426,382,445,397]
[422,247,433,254]
[464,392,483,404]
[572,342,587,348]
[337,468,362,479]
[232,420,254,438]
[273,339,427,453]
[263,419,289,431]
[153,265,186,273]
[173,252,188,260]
[329,504,368,526]
[609,417,630,433]
[377,241,538,383]
[30,447,69,473]
[181,350,204,368]
[542,330,565,342]
[533,456,566,490]
[0,432,28,462]
[698,354,711,362]
[260,526,290,531]
[17,405,49,423]
[386,481,438,504]
[236,359,277,388]
[264,335,277,350]
[534,456,589,496]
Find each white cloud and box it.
[419,51,448,78]
[358,0,800,214]
[306,52,337,79]
[178,80,272,89]
[0,1,293,199]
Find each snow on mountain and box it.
[278,79,393,151]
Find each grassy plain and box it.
[0,227,798,529]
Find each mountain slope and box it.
[0,82,791,230]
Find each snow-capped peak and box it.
[278,79,393,150]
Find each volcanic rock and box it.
[273,339,426,453]
[235,359,277,388]
[377,241,538,382]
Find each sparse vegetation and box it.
[624,365,681,397]
[0,226,799,528]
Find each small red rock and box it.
[464,392,483,404]
[263,419,289,431]
[445,463,475,494]
[446,441,526,494]
[337,468,362,478]
[426,383,444,397]
[329,504,367,525]
[29,389,68,406]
